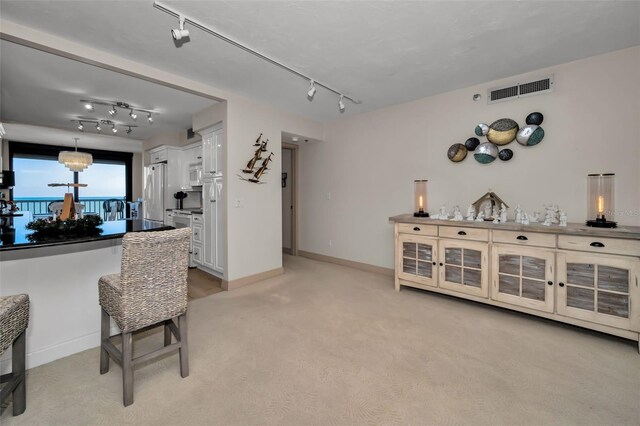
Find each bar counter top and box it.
[0,215,172,252]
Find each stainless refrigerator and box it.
[143,163,166,223]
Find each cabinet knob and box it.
[590,241,605,248]
[413,227,421,231]
[439,262,444,266]
[457,231,467,236]
[547,281,553,286]
[559,282,565,287]
[516,235,528,241]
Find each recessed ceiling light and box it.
[292,137,299,142]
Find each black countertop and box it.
[0,216,172,252]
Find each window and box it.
[9,142,132,218]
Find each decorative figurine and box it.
[499,203,508,223]
[522,212,530,225]
[475,210,485,222]
[559,210,568,227]
[465,205,476,221]
[542,208,554,226]
[492,205,500,220]
[515,204,523,224]
[451,205,463,221]
[530,211,540,223]
[492,216,500,224]
[438,204,449,220]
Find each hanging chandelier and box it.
[58,138,93,172]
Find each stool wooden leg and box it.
[164,320,171,346]
[178,314,189,378]
[100,308,110,374]
[122,332,134,407]
[12,330,26,416]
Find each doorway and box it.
[282,142,298,255]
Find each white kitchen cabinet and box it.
[438,238,489,298]
[202,177,224,275]
[179,142,203,190]
[202,126,223,178]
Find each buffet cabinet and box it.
[391,215,640,348]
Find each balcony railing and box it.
[13,197,127,220]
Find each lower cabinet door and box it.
[557,252,639,331]
[397,234,438,287]
[491,245,555,313]
[438,239,489,298]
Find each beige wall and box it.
[299,46,640,269]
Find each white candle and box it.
[419,195,423,210]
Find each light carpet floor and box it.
[2,255,639,425]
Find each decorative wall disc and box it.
[475,123,489,136]
[516,125,545,146]
[486,118,519,145]
[474,142,498,164]
[525,112,544,125]
[447,143,468,162]
[498,148,514,161]
[464,137,480,151]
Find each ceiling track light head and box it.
[126,126,133,135]
[84,102,94,111]
[96,123,102,132]
[129,109,137,120]
[77,121,84,131]
[338,94,345,113]
[111,124,118,134]
[108,106,117,116]
[147,113,153,124]
[307,80,316,99]
[171,15,190,41]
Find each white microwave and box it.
[189,163,203,187]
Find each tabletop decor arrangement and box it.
[25,215,103,242]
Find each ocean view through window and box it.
[9,142,133,219]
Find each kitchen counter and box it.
[0,216,172,251]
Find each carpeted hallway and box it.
[2,255,639,425]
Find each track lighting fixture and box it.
[147,113,153,124]
[129,109,137,120]
[111,124,118,133]
[307,80,316,99]
[84,102,94,111]
[96,123,101,132]
[108,106,117,116]
[153,1,362,113]
[171,15,190,41]
[126,126,132,134]
[77,121,84,131]
[338,94,345,112]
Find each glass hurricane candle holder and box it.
[413,180,429,217]
[586,173,616,228]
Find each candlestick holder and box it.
[413,180,429,217]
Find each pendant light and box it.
[58,138,93,172]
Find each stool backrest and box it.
[119,228,191,329]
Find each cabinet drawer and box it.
[192,244,202,264]
[397,223,437,237]
[191,214,203,224]
[493,230,556,248]
[558,235,640,257]
[192,224,203,244]
[439,226,489,242]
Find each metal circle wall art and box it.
[447,112,545,165]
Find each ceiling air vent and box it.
[487,74,554,104]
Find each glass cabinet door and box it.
[491,245,555,312]
[397,234,438,287]
[438,240,488,298]
[557,252,638,331]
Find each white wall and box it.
[300,46,640,269]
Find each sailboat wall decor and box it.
[239,133,275,184]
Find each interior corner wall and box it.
[225,97,322,281]
[300,46,640,270]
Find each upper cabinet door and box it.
[202,126,223,178]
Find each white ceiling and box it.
[0,1,639,123]
[0,40,216,142]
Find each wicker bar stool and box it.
[0,294,30,416]
[98,228,191,406]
